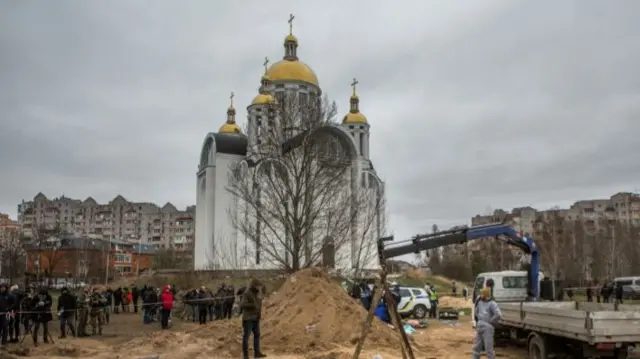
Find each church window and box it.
[349,125,354,129]
[276,84,284,89]
[299,93,308,108]
[359,133,364,155]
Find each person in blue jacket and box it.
[374,300,390,323]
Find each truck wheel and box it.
[528,333,547,359]
[413,304,427,319]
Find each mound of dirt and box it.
[439,296,472,309]
[197,267,411,356]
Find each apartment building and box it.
[17,193,195,251]
[471,192,640,233]
[0,212,19,242]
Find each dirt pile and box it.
[439,296,472,309]
[198,267,411,356]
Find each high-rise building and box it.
[17,193,194,251]
[471,192,640,232]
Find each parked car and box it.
[614,276,640,300]
[397,286,431,319]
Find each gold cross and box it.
[351,78,359,95]
[288,14,295,34]
[263,57,269,73]
[230,92,234,106]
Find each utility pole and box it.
[105,226,112,285]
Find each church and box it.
[194,17,386,272]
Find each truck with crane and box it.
[378,223,640,359]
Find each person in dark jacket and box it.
[113,287,122,313]
[142,286,158,324]
[615,282,624,304]
[57,287,77,338]
[0,284,10,344]
[30,288,53,346]
[132,285,140,313]
[240,279,266,359]
[223,284,235,319]
[8,285,22,343]
[197,287,209,324]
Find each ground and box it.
[0,302,528,359]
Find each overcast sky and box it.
[1,1,639,243]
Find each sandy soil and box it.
[438,295,473,309]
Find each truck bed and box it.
[499,301,640,344]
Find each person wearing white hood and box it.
[472,287,502,359]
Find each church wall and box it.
[212,153,243,269]
[194,173,208,269]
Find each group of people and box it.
[583,280,625,303]
[0,282,178,348]
[182,284,237,324]
[0,283,56,346]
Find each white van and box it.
[471,270,544,327]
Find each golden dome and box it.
[219,122,242,134]
[266,59,319,86]
[342,112,368,125]
[251,93,276,105]
[284,34,298,43]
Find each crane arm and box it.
[379,222,540,298]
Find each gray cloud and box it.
[1,0,639,243]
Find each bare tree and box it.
[0,229,26,283]
[348,181,387,278]
[536,211,566,280]
[32,225,66,282]
[228,92,364,272]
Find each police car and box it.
[396,286,432,319]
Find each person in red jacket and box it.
[159,285,174,330]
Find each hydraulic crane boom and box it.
[379,223,540,298]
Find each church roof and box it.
[213,133,247,156]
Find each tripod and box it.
[20,318,55,346]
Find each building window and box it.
[114,253,131,263]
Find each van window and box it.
[617,280,633,286]
[473,276,485,299]
[502,276,528,289]
[635,280,640,286]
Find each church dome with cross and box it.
[265,14,319,87]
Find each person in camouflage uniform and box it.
[89,288,106,335]
[76,287,90,337]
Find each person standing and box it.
[472,287,502,359]
[240,279,266,359]
[76,287,90,337]
[89,288,106,336]
[159,285,174,330]
[0,284,10,345]
[8,285,22,343]
[30,287,53,346]
[428,285,438,319]
[57,287,77,338]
